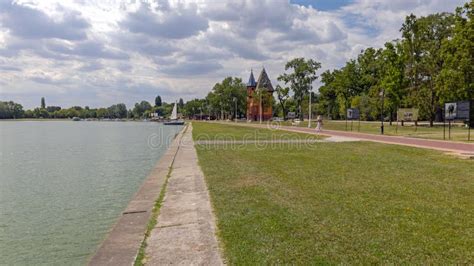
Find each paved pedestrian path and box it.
[285,127,474,154]
[213,122,473,155]
[144,124,224,265]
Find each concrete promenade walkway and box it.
[144,124,224,265]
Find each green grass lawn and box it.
[192,121,324,141]
[194,122,474,264]
[278,120,472,142]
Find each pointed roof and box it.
[256,68,274,92]
[247,69,256,87]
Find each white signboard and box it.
[397,108,419,122]
[445,102,457,120]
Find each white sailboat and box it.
[164,101,184,125]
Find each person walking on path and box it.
[316,115,323,132]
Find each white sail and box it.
[170,101,178,120]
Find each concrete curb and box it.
[88,125,187,266]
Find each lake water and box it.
[0,121,182,265]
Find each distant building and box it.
[246,68,274,121]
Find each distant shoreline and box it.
[0,118,163,122]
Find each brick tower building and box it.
[246,68,274,121]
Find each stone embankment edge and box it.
[88,124,187,266]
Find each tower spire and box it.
[256,67,274,92]
[247,69,256,87]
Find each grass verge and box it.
[192,121,324,141]
[133,166,172,266]
[194,122,474,264]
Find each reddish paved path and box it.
[281,126,474,154]
[212,121,474,154]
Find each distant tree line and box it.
[0,101,24,119]
[0,95,180,120]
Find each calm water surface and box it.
[0,121,182,265]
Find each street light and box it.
[380,89,385,135]
[258,89,263,124]
[233,97,237,122]
[220,101,223,120]
[308,84,312,128]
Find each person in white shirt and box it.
[316,115,323,132]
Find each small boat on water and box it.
[164,101,184,125]
[164,120,184,125]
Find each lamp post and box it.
[220,101,223,120]
[259,89,263,124]
[308,84,312,128]
[380,89,385,135]
[233,97,237,122]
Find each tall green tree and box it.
[155,95,162,107]
[401,12,455,125]
[108,103,128,118]
[275,85,290,119]
[378,42,407,123]
[96,108,108,118]
[438,1,474,102]
[318,70,339,119]
[357,47,382,94]
[41,97,46,109]
[278,58,321,120]
[0,101,24,119]
[33,107,49,118]
[401,14,419,93]
[132,101,152,118]
[183,98,207,118]
[206,77,246,119]
[333,61,362,117]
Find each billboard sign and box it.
[456,101,471,120]
[347,108,360,120]
[397,108,419,122]
[445,102,457,120]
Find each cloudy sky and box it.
[0,0,466,109]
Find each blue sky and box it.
[0,0,467,109]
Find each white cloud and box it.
[120,1,208,39]
[0,0,466,109]
[0,1,90,40]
